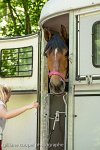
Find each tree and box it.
[0,0,47,77]
[0,0,47,36]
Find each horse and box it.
[44,25,69,94]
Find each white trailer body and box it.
[0,35,38,150]
[39,1,100,150]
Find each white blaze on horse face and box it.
[55,48,58,60]
[54,48,59,70]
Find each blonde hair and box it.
[0,85,11,102]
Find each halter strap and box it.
[48,71,66,81]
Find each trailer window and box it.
[92,21,100,67]
[0,46,33,77]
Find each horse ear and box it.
[44,28,52,42]
[60,25,68,42]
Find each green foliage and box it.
[0,0,47,77]
[0,0,47,36]
[1,47,33,77]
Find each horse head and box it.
[44,25,69,94]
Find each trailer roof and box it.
[39,0,100,26]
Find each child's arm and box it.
[0,102,39,119]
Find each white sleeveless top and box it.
[0,100,7,140]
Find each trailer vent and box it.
[1,46,33,77]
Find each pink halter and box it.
[48,71,66,81]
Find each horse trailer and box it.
[38,0,100,150]
[0,1,100,150]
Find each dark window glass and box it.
[92,21,100,67]
[0,46,33,77]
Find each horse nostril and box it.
[60,80,64,86]
[60,79,65,88]
[49,80,54,89]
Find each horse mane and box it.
[44,34,68,55]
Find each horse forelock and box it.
[44,34,68,55]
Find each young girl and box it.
[0,84,39,150]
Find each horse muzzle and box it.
[49,78,65,94]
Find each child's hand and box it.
[27,102,39,109]
[33,102,39,108]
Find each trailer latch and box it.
[86,75,92,85]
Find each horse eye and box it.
[44,49,50,57]
[64,50,69,57]
[44,51,47,57]
[65,52,68,57]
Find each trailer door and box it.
[76,10,100,81]
[74,96,100,150]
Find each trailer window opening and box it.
[92,21,100,67]
[0,46,33,77]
